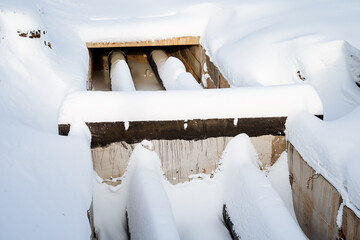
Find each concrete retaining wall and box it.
[288,143,360,240]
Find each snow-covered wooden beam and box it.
[58,85,323,147]
[86,36,200,48]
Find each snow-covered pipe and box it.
[221,134,306,240]
[150,50,202,90]
[109,50,136,91]
[127,141,180,240]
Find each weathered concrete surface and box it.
[92,137,232,184]
[342,206,360,240]
[288,143,343,240]
[92,135,284,185]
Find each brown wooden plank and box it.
[219,74,230,88]
[86,36,200,48]
[179,48,202,80]
[188,45,203,63]
[206,55,220,87]
[88,48,93,90]
[59,117,287,148]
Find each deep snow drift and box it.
[93,136,304,240]
[1,0,360,239]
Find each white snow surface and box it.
[93,135,304,240]
[0,117,93,240]
[59,84,322,123]
[222,135,305,240]
[151,50,202,90]
[109,51,136,91]
[266,152,297,220]
[286,107,360,219]
[127,141,180,240]
[1,0,360,238]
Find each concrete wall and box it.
[288,143,360,240]
[91,135,285,185]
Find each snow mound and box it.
[59,84,323,123]
[0,117,93,240]
[127,143,180,240]
[222,134,305,240]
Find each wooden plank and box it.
[188,45,203,63]
[86,36,200,48]
[88,48,93,90]
[172,49,201,83]
[219,74,230,88]
[59,117,287,148]
[206,55,220,87]
[179,48,202,80]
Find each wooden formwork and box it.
[86,36,231,90]
[288,143,360,240]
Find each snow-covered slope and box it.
[1,0,360,239]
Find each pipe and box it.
[109,50,136,91]
[150,50,202,90]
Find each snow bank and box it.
[286,107,360,219]
[0,117,93,240]
[127,141,180,240]
[151,50,202,90]
[109,51,136,91]
[59,84,322,123]
[266,152,296,219]
[222,134,305,240]
[93,141,180,240]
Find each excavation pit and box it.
[87,37,230,91]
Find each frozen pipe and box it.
[150,50,202,90]
[109,50,136,91]
[127,141,180,240]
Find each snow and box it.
[93,135,303,240]
[151,50,202,90]
[266,152,296,219]
[1,0,360,238]
[0,117,93,240]
[286,107,360,220]
[222,134,305,239]
[109,51,136,91]
[127,141,180,240]
[59,84,323,123]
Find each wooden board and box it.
[86,36,200,48]
[59,117,287,148]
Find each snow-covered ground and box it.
[1,0,360,239]
[93,137,304,240]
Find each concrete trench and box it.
[62,38,338,239]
